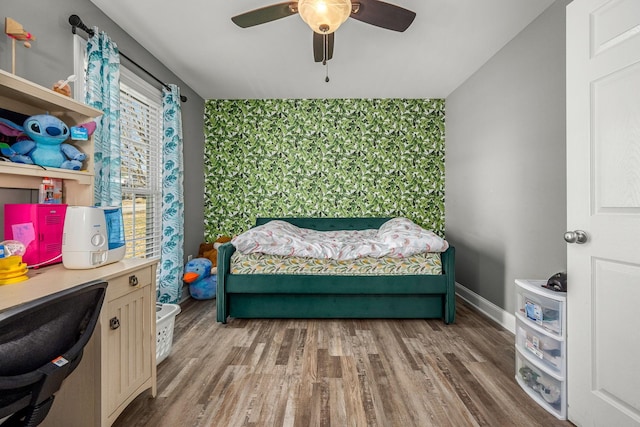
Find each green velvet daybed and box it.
[216,217,455,324]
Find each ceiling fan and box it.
[231,0,416,64]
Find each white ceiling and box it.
[89,0,555,100]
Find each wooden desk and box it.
[0,258,159,427]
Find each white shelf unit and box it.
[0,69,101,205]
[514,279,567,420]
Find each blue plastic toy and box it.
[0,115,95,170]
[183,257,217,300]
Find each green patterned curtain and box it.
[85,28,121,207]
[157,85,184,304]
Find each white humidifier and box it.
[62,206,126,269]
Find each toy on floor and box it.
[0,114,95,169]
[197,235,232,274]
[183,257,217,300]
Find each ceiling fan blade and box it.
[313,32,334,63]
[231,2,298,28]
[350,0,416,32]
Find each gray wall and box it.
[445,0,569,314]
[0,0,205,262]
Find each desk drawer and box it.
[106,266,152,300]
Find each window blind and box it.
[119,74,163,260]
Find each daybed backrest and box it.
[255,217,393,231]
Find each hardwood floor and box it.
[113,297,573,427]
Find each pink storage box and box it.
[4,204,67,268]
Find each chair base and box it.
[1,396,54,427]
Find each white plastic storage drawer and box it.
[515,281,564,337]
[515,348,566,420]
[516,318,564,376]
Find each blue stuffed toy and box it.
[0,114,95,170]
[183,257,217,300]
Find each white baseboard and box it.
[455,283,515,334]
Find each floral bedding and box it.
[230,252,443,276]
[230,217,448,260]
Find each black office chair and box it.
[0,280,107,427]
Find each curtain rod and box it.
[68,14,187,102]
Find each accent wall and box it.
[204,98,445,239]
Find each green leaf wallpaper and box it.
[203,98,445,240]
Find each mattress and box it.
[230,252,442,276]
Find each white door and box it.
[566,0,640,425]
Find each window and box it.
[73,36,163,260]
[119,69,163,259]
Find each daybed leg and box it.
[443,294,456,324]
[443,298,456,325]
[216,242,234,324]
[216,292,227,324]
[442,246,456,324]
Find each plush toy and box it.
[0,114,95,170]
[183,257,217,300]
[197,236,232,274]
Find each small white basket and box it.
[156,303,181,365]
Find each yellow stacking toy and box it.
[0,255,28,285]
[0,240,28,285]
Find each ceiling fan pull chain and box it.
[324,33,330,82]
[322,33,327,65]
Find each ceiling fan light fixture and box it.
[298,0,352,34]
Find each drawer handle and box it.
[110,317,120,330]
[129,275,139,286]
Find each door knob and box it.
[564,230,588,244]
